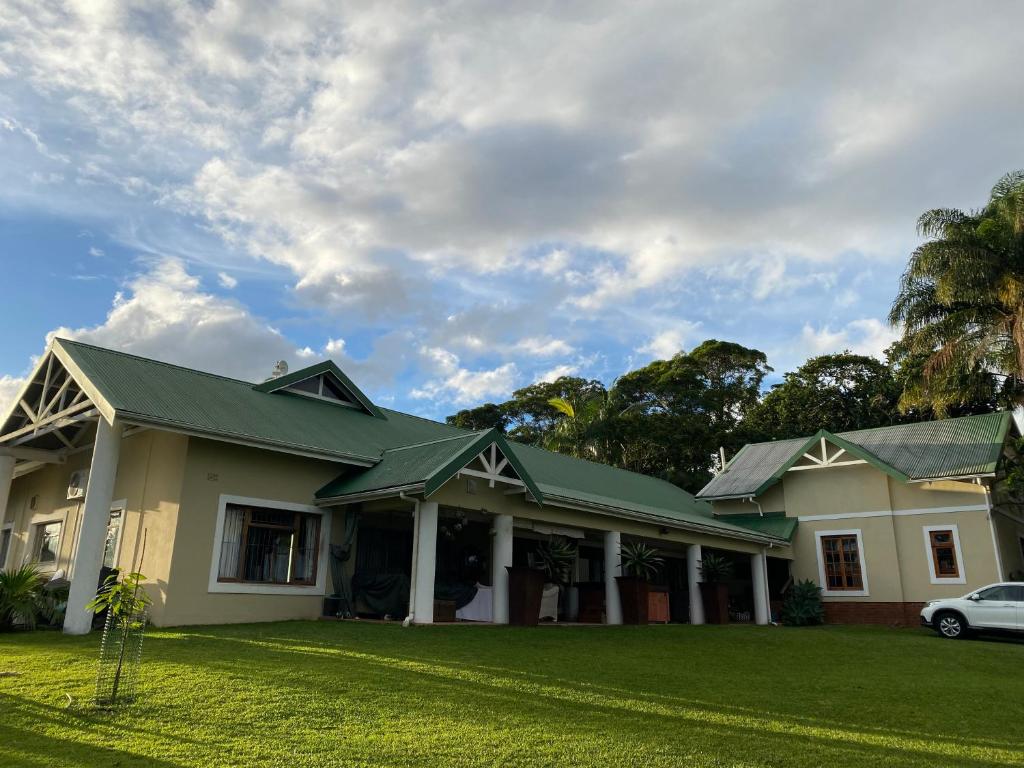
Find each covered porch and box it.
[316,431,788,626]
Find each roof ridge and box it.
[384,432,479,453]
[55,337,258,387]
[378,406,476,433]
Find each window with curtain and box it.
[928,529,959,578]
[820,534,863,591]
[218,504,321,585]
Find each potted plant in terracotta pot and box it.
[616,541,664,624]
[534,537,577,622]
[698,553,733,624]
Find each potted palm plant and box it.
[616,541,663,624]
[698,553,733,624]
[507,538,575,627]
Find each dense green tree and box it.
[446,403,508,432]
[613,340,770,489]
[742,352,904,441]
[502,377,607,445]
[890,170,1024,415]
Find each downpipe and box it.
[400,491,420,627]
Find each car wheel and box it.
[934,611,967,639]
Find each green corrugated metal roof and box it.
[55,338,469,462]
[56,338,787,544]
[698,412,1013,499]
[715,513,798,542]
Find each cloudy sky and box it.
[1,1,1022,419]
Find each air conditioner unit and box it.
[67,470,89,500]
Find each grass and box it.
[1,621,1023,767]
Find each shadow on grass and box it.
[149,631,1024,768]
[0,722,188,768]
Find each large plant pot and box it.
[616,576,650,625]
[507,566,545,626]
[700,582,729,624]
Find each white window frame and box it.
[103,499,128,570]
[32,518,64,569]
[207,494,331,596]
[0,522,13,571]
[814,528,870,597]
[922,524,966,585]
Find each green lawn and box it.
[1,621,1022,767]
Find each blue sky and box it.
[2,2,1023,420]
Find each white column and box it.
[64,417,122,635]
[0,455,15,570]
[752,551,769,625]
[491,514,513,624]
[412,501,439,624]
[687,543,705,625]
[603,531,622,625]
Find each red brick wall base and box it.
[823,602,926,626]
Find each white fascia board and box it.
[50,341,116,424]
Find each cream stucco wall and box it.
[2,429,189,625]
[712,456,1002,603]
[160,437,347,627]
[993,511,1024,578]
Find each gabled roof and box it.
[52,338,465,463]
[698,411,1014,500]
[252,360,383,419]
[36,339,788,545]
[317,430,789,543]
[316,428,544,503]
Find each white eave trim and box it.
[316,483,427,506]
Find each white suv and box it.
[921,583,1024,639]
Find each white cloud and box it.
[88,246,105,258]
[325,337,346,355]
[217,271,238,289]
[0,375,27,417]
[411,347,518,406]
[800,318,900,360]
[50,257,316,384]
[537,364,579,383]
[637,323,702,360]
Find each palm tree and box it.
[545,391,622,461]
[889,170,1024,415]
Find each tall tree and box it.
[446,403,508,432]
[743,352,904,441]
[890,170,1024,415]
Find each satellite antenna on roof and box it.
[269,360,289,380]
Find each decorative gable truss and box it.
[457,443,525,490]
[0,351,96,458]
[253,360,384,419]
[788,436,866,472]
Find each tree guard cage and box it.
[328,511,359,618]
[94,608,147,707]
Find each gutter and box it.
[316,483,427,507]
[531,492,789,547]
[120,415,380,466]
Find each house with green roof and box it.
[0,339,789,633]
[698,413,1024,623]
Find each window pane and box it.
[821,535,862,590]
[37,522,61,563]
[218,506,246,579]
[977,586,1013,601]
[287,377,321,394]
[0,529,10,567]
[103,509,123,569]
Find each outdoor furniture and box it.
[456,583,493,622]
[539,583,559,621]
[433,599,457,623]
